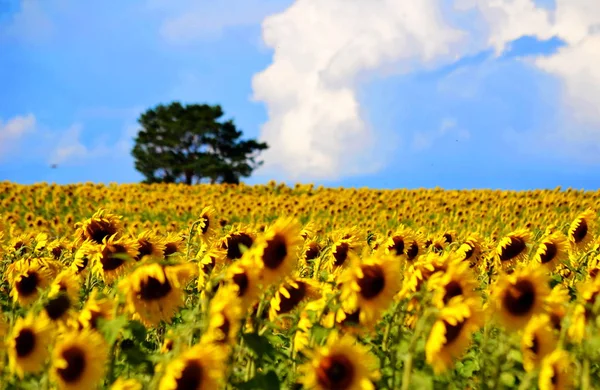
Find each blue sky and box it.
[1,0,600,189]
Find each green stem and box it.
[581,358,590,390]
[400,308,434,390]
[186,220,200,260]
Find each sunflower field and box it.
[1,182,600,389]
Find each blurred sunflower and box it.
[135,230,165,261]
[491,266,550,330]
[299,332,380,390]
[196,206,218,242]
[224,257,262,310]
[218,228,255,262]
[50,329,108,390]
[456,234,486,268]
[425,300,483,374]
[8,314,51,378]
[203,285,243,347]
[75,209,123,245]
[10,260,51,306]
[568,209,595,251]
[269,278,321,323]
[521,314,557,372]
[71,241,96,275]
[91,234,140,283]
[120,262,196,326]
[494,229,532,268]
[538,349,573,390]
[158,342,226,390]
[533,232,569,270]
[78,290,114,331]
[429,260,481,309]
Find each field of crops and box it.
[1,181,599,389]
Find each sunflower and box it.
[44,291,75,326]
[75,209,123,245]
[91,234,140,284]
[10,260,51,306]
[491,265,550,330]
[340,254,402,327]
[47,238,73,260]
[425,300,484,374]
[8,314,52,378]
[71,241,96,275]
[538,349,573,390]
[49,269,81,304]
[521,314,557,372]
[326,237,358,270]
[224,256,262,310]
[299,332,380,390]
[196,206,218,242]
[268,278,321,323]
[196,246,227,290]
[163,233,185,257]
[78,290,114,331]
[51,329,108,390]
[253,217,303,285]
[202,285,243,347]
[135,230,166,261]
[567,278,600,343]
[218,228,255,261]
[494,229,532,268]
[544,285,570,331]
[120,262,196,326]
[383,227,413,258]
[158,342,226,390]
[303,241,322,264]
[429,260,481,309]
[405,233,426,263]
[111,377,143,390]
[568,209,595,251]
[533,232,569,271]
[456,234,486,268]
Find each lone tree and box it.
[132,102,268,184]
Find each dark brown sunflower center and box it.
[341,309,360,327]
[443,233,453,244]
[550,313,562,331]
[201,257,216,275]
[136,239,155,260]
[530,335,539,355]
[57,347,86,383]
[499,236,526,261]
[139,274,172,301]
[539,242,557,264]
[224,233,254,260]
[277,282,307,314]
[262,234,288,269]
[444,319,466,345]
[503,279,536,316]
[217,316,231,342]
[101,244,128,271]
[316,354,355,390]
[200,216,210,234]
[45,293,71,320]
[406,242,419,261]
[388,236,405,256]
[164,242,180,256]
[443,281,463,304]
[572,219,588,243]
[86,220,118,244]
[15,328,36,357]
[76,256,89,273]
[305,243,321,261]
[550,367,559,385]
[88,310,104,330]
[333,242,349,266]
[463,244,475,261]
[16,272,39,296]
[52,246,64,259]
[357,265,385,299]
[175,360,203,390]
[232,272,249,297]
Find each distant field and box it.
[0,182,597,389]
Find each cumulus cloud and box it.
[252,0,466,180]
[0,114,36,155]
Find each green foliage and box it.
[131,102,268,184]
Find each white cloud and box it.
[0,114,36,155]
[252,0,466,180]
[0,0,55,43]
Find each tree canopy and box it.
[132,102,268,184]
